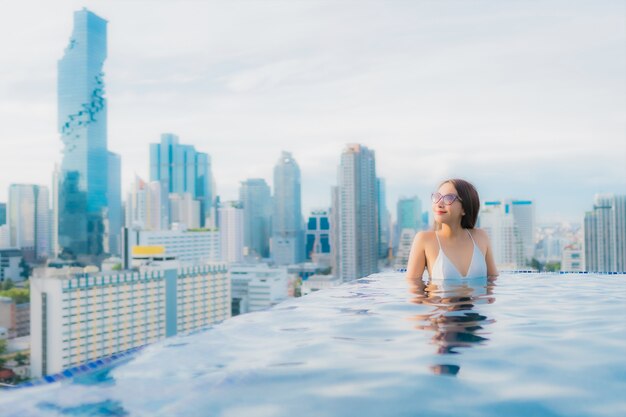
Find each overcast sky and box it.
[0,0,624,224]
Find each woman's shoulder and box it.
[468,228,491,247]
[412,230,437,248]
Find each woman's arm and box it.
[406,231,427,282]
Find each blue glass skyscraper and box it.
[239,179,272,258]
[150,133,213,227]
[57,9,110,261]
[271,151,304,265]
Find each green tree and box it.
[0,287,30,304]
[14,352,28,366]
[2,278,14,291]
[0,339,7,355]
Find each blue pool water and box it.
[1,272,625,417]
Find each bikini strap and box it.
[434,231,442,249]
[466,229,477,246]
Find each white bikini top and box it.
[430,229,487,280]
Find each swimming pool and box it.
[1,272,625,417]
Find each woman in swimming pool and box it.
[406,178,499,282]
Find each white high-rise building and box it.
[509,200,536,263]
[169,193,200,229]
[584,194,626,272]
[30,261,230,378]
[125,176,169,231]
[479,201,524,270]
[219,201,244,263]
[332,144,379,282]
[8,184,50,262]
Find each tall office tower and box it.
[218,201,244,263]
[30,261,230,377]
[330,187,340,275]
[239,179,272,258]
[150,133,213,227]
[271,152,304,265]
[333,144,379,282]
[125,176,169,231]
[305,209,331,260]
[612,195,626,272]
[377,178,391,259]
[107,152,122,255]
[58,9,110,262]
[0,203,6,226]
[584,194,626,272]
[479,201,524,270]
[509,200,535,263]
[8,184,50,262]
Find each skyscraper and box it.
[57,9,111,261]
[478,201,525,270]
[332,144,379,282]
[8,184,50,262]
[107,151,122,255]
[584,194,626,272]
[150,133,213,227]
[0,203,6,226]
[125,176,169,231]
[239,179,272,258]
[218,201,244,263]
[377,178,391,259]
[271,152,304,265]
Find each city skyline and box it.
[0,1,624,224]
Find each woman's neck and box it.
[438,222,465,239]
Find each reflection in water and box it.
[408,277,496,376]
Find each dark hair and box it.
[433,178,480,230]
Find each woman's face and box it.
[432,182,465,225]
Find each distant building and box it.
[377,178,391,259]
[239,179,272,259]
[0,249,23,283]
[271,152,304,265]
[107,152,122,256]
[394,229,417,271]
[8,184,50,262]
[0,296,30,339]
[229,263,288,315]
[57,9,112,262]
[332,144,378,282]
[150,133,213,227]
[169,193,201,229]
[0,202,5,226]
[122,226,220,266]
[305,209,331,260]
[561,243,584,272]
[396,196,423,235]
[0,226,9,249]
[30,260,230,377]
[479,201,525,270]
[218,201,244,263]
[125,176,169,231]
[584,194,626,272]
